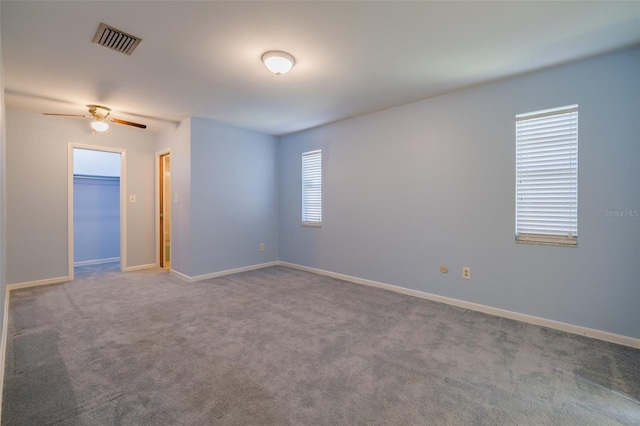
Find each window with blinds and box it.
[302,150,322,227]
[516,105,578,246]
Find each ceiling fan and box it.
[43,104,147,134]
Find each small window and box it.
[302,150,322,227]
[516,105,578,246]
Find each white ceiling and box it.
[2,1,639,135]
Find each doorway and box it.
[68,144,127,280]
[159,153,171,269]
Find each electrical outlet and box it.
[260,243,265,251]
[462,267,471,279]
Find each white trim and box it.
[278,262,640,349]
[0,286,10,420]
[74,257,120,267]
[123,263,157,272]
[67,144,74,280]
[170,270,191,282]
[516,104,578,120]
[68,144,127,279]
[155,148,170,269]
[173,262,280,283]
[6,276,69,291]
[121,150,128,272]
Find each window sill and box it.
[302,222,321,228]
[516,235,577,247]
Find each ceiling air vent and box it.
[92,23,141,56]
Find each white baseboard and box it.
[124,263,157,272]
[5,262,636,349]
[74,257,120,267]
[170,269,191,282]
[6,276,70,291]
[174,261,281,283]
[5,263,156,290]
[278,262,640,349]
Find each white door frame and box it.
[155,148,171,269]
[68,143,127,279]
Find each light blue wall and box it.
[73,176,120,263]
[189,117,279,277]
[73,149,121,264]
[279,48,640,339]
[2,45,636,340]
[6,110,157,283]
[156,117,279,278]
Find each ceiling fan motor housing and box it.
[87,105,111,119]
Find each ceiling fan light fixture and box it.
[90,119,109,133]
[44,104,146,131]
[262,50,295,75]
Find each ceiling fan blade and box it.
[43,113,88,117]
[110,118,147,129]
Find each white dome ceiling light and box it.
[262,51,295,75]
[90,117,109,133]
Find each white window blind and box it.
[516,105,578,246]
[302,150,322,227]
